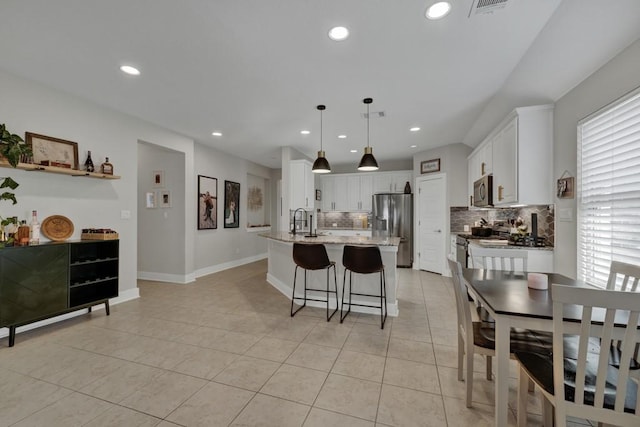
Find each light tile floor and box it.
[0,260,596,426]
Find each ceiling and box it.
[1,0,640,169]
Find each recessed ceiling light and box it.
[300,130,310,135]
[328,26,349,41]
[350,149,358,153]
[338,135,347,139]
[212,132,222,137]
[426,1,451,20]
[120,65,140,76]
[410,127,421,132]
[410,145,418,148]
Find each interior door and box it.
[417,174,446,274]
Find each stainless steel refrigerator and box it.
[372,193,413,267]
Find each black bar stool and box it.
[291,243,338,321]
[340,245,387,329]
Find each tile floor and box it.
[0,260,596,426]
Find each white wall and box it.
[0,68,195,297]
[554,38,640,278]
[413,143,471,207]
[137,142,186,280]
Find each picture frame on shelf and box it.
[420,158,440,174]
[159,190,171,208]
[224,180,240,229]
[152,170,164,188]
[25,132,79,169]
[145,191,156,208]
[198,175,217,230]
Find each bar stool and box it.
[340,245,387,329]
[291,243,338,321]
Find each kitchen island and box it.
[260,231,401,316]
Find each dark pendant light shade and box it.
[358,97,379,171]
[312,105,331,173]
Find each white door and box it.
[417,174,446,274]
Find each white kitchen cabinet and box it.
[322,175,347,211]
[289,159,314,210]
[491,105,553,206]
[467,139,493,207]
[347,175,373,211]
[373,170,413,193]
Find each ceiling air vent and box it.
[468,0,509,17]
[361,111,385,119]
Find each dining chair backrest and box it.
[448,258,473,343]
[606,261,640,292]
[469,245,527,272]
[551,284,640,426]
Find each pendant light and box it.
[358,97,379,171]
[312,104,331,173]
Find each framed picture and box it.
[145,191,156,208]
[198,175,217,230]
[153,170,165,188]
[25,132,79,169]
[315,189,322,201]
[224,180,240,228]
[557,177,574,199]
[420,158,440,174]
[159,190,171,207]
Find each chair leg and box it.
[457,335,464,381]
[485,355,492,380]
[325,265,338,321]
[517,366,529,427]
[465,344,474,407]
[291,266,306,317]
[542,397,555,427]
[340,269,350,323]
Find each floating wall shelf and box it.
[0,161,120,179]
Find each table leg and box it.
[495,318,510,426]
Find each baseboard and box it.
[0,287,140,339]
[266,273,399,317]
[137,271,196,284]
[194,253,267,279]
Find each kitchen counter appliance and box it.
[372,193,412,267]
[473,175,493,207]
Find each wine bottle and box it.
[29,210,40,244]
[101,157,113,175]
[17,220,30,245]
[85,151,95,172]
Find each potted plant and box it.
[1,123,32,244]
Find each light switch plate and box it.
[120,210,131,219]
[558,208,573,222]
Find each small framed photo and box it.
[557,177,574,199]
[198,175,217,230]
[224,180,240,229]
[145,191,156,208]
[25,132,79,169]
[153,170,165,188]
[315,189,322,201]
[420,158,440,174]
[159,190,171,207]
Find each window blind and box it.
[577,87,640,288]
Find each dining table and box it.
[460,268,588,427]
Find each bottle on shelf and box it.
[101,157,113,175]
[17,220,30,245]
[29,210,40,244]
[84,151,95,172]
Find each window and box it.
[577,87,640,288]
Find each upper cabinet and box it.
[468,105,553,207]
[289,159,314,210]
[320,170,410,212]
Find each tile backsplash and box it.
[450,205,554,246]
[317,211,371,229]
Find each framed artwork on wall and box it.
[25,132,79,169]
[153,170,165,188]
[159,190,171,208]
[198,175,217,229]
[420,158,440,174]
[224,180,240,228]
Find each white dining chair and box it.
[447,258,548,408]
[515,284,640,427]
[606,261,640,292]
[468,245,528,271]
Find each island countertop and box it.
[260,231,400,246]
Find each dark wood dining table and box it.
[460,269,590,427]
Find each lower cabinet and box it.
[0,240,119,346]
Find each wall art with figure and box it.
[224,180,240,228]
[198,175,217,229]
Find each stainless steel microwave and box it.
[473,175,493,207]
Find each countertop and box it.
[468,241,554,251]
[260,231,400,246]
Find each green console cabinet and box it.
[0,240,118,346]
